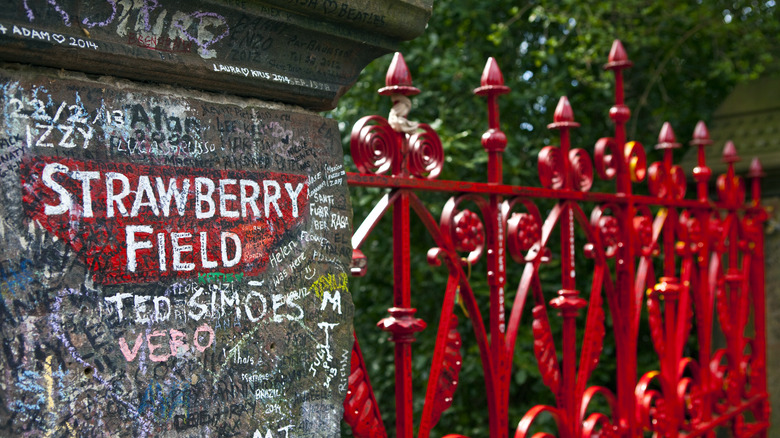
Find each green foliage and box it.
[336,1,778,436]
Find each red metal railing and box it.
[342,41,769,438]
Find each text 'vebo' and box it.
[21,156,308,284]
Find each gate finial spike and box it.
[605,39,633,70]
[475,57,509,183]
[749,157,765,204]
[606,40,631,146]
[474,57,510,95]
[748,157,765,178]
[481,57,504,87]
[554,97,574,123]
[722,141,740,163]
[654,122,680,150]
[547,96,580,129]
[691,120,712,201]
[379,52,420,96]
[690,120,713,146]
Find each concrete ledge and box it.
[0,0,433,110]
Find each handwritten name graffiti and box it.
[138,380,190,422]
[0,22,99,50]
[309,322,338,387]
[199,271,244,284]
[1,84,221,160]
[17,1,229,58]
[21,156,308,283]
[309,273,348,308]
[211,62,336,92]
[118,323,215,362]
[127,31,193,53]
[103,282,308,328]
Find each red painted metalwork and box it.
[343,43,769,437]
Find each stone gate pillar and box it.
[0,1,431,436]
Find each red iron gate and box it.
[341,41,769,438]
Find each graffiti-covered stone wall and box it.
[0,67,352,437]
[0,0,433,436]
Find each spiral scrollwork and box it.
[647,163,663,196]
[350,115,398,175]
[581,413,619,438]
[676,211,702,256]
[580,386,618,438]
[709,213,726,253]
[505,199,545,263]
[440,195,489,265]
[633,205,655,256]
[716,173,746,207]
[635,371,667,435]
[590,205,621,259]
[508,212,540,253]
[670,165,687,199]
[408,124,444,179]
[600,216,620,256]
[677,358,705,430]
[624,141,647,183]
[538,146,565,189]
[648,163,687,199]
[452,209,485,254]
[569,148,594,192]
[515,405,564,438]
[594,138,647,186]
[709,349,731,413]
[594,137,619,181]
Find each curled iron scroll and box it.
[350,115,398,175]
[538,146,565,190]
[569,148,594,192]
[440,195,490,266]
[505,198,547,264]
[589,204,621,259]
[408,123,444,179]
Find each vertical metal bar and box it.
[605,40,636,437]
[721,142,744,412]
[658,123,682,437]
[548,97,585,438]
[692,121,714,438]
[393,189,414,438]
[475,58,510,438]
[372,53,426,438]
[749,158,768,437]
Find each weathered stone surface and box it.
[0,66,354,437]
[0,0,433,110]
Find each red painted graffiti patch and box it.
[21,156,308,284]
